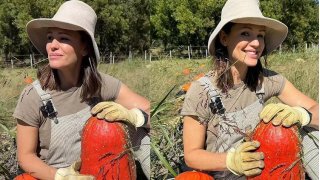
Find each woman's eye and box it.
[60,37,69,41]
[240,32,250,36]
[258,34,265,39]
[47,35,53,41]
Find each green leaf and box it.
[151,85,176,118]
[151,141,177,177]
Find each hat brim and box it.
[26,19,100,60]
[208,17,288,56]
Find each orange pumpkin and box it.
[247,121,304,180]
[175,171,214,180]
[14,173,37,180]
[181,82,192,92]
[80,116,136,179]
[182,68,191,75]
[24,76,33,84]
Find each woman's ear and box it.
[219,31,228,47]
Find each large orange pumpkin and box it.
[80,116,136,179]
[175,171,214,180]
[14,173,37,180]
[247,121,304,180]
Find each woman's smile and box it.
[244,50,259,59]
[48,53,63,60]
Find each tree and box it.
[0,0,63,59]
[151,0,319,49]
[151,0,225,49]
[280,0,318,47]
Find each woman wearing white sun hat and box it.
[181,0,318,179]
[14,0,150,179]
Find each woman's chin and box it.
[247,63,258,67]
[245,59,259,67]
[49,63,63,70]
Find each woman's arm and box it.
[17,120,57,180]
[278,80,319,129]
[115,84,150,128]
[183,116,227,171]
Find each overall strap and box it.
[32,80,59,124]
[255,82,265,104]
[197,76,226,115]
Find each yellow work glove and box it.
[259,103,311,127]
[226,141,264,177]
[55,161,95,180]
[91,101,146,127]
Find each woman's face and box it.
[46,27,87,71]
[220,23,266,67]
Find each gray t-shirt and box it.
[13,73,121,160]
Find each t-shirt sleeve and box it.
[100,73,121,101]
[180,81,212,124]
[263,69,286,100]
[13,85,43,127]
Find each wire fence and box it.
[1,43,318,68]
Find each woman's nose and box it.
[249,38,260,48]
[49,39,59,50]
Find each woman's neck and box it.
[231,63,248,85]
[57,67,81,90]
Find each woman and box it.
[181,0,318,179]
[13,1,150,179]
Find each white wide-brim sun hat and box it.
[208,0,288,56]
[26,0,100,60]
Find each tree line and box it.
[0,0,318,60]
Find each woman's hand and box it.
[226,141,264,176]
[55,161,95,180]
[91,101,146,127]
[259,103,311,127]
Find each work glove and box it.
[55,161,95,180]
[226,141,264,177]
[259,103,311,127]
[91,101,146,127]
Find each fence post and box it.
[149,53,152,62]
[30,54,33,68]
[144,50,147,61]
[305,43,308,51]
[293,45,295,53]
[112,55,115,64]
[279,44,282,54]
[188,46,191,60]
[110,52,112,64]
[129,51,132,62]
[206,49,208,59]
[11,58,13,69]
[169,50,172,59]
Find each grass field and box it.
[0,49,318,179]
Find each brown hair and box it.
[213,22,266,92]
[37,31,102,102]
